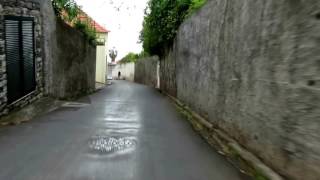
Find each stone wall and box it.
[160,0,320,179]
[52,19,96,99]
[0,0,96,114]
[135,56,159,88]
[0,0,43,116]
[36,1,96,99]
[160,49,177,96]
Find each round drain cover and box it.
[88,136,136,154]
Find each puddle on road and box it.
[88,136,137,154]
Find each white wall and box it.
[112,62,135,81]
[95,33,108,84]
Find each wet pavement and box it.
[0,81,249,180]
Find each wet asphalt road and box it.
[0,81,249,180]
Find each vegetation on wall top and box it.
[118,51,149,64]
[140,0,207,56]
[52,0,98,44]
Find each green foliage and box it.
[138,51,150,59]
[140,0,207,56]
[74,20,98,44]
[52,0,98,44]
[74,19,86,30]
[52,0,79,23]
[120,52,139,64]
[188,0,208,15]
[119,51,149,64]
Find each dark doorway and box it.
[4,16,36,103]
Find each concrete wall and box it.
[160,47,177,96]
[135,56,159,88]
[38,1,96,99]
[52,19,96,99]
[112,62,135,81]
[107,63,115,78]
[39,0,57,95]
[160,1,320,179]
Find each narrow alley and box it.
[0,81,248,180]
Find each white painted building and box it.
[78,11,110,85]
[111,62,135,81]
[95,32,109,84]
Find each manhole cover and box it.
[88,136,136,154]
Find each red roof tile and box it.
[78,11,110,33]
[92,20,110,33]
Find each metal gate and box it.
[4,16,36,103]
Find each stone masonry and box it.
[0,0,43,116]
[159,0,320,179]
[135,56,159,88]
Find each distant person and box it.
[118,71,121,80]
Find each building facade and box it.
[95,26,109,84]
[78,10,110,85]
[0,0,44,116]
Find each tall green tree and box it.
[140,0,207,56]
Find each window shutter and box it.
[22,20,35,93]
[5,19,23,103]
[4,16,36,103]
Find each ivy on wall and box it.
[140,0,207,56]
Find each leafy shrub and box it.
[140,0,207,56]
[188,0,208,15]
[119,51,149,64]
[52,0,79,23]
[119,53,139,64]
[52,0,98,44]
[74,19,86,31]
[74,20,97,44]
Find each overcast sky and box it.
[74,0,148,61]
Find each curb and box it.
[0,97,64,127]
[165,93,284,180]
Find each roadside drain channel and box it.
[62,102,90,108]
